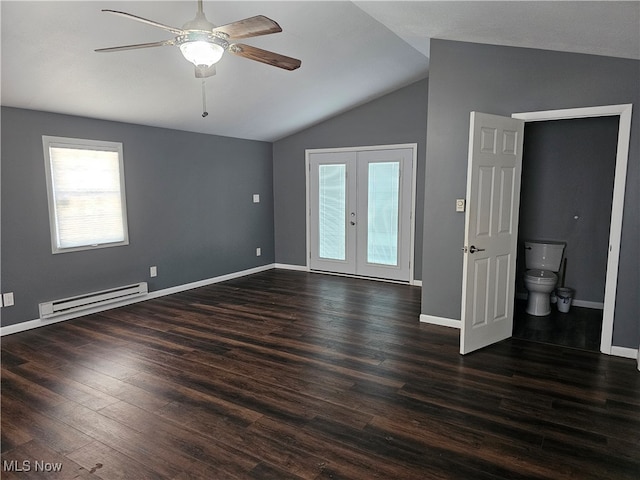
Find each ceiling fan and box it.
[96,0,302,79]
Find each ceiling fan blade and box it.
[229,44,301,71]
[102,9,183,35]
[195,65,216,78]
[95,40,174,53]
[213,15,282,39]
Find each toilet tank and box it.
[525,241,565,271]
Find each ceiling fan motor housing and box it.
[175,32,229,49]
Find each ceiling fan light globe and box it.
[179,41,224,67]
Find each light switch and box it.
[456,199,465,212]
[253,194,260,203]
[150,266,158,277]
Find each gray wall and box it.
[273,79,428,279]
[423,39,639,348]
[517,117,618,303]
[1,107,275,328]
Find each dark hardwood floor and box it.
[513,299,604,352]
[2,270,639,479]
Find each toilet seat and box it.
[525,269,557,285]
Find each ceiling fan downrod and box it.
[201,79,209,118]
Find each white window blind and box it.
[43,136,129,253]
[318,164,347,261]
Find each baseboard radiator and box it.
[39,282,148,319]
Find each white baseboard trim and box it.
[571,299,604,309]
[610,346,639,361]
[274,264,423,287]
[1,315,82,337]
[516,292,604,310]
[145,264,275,301]
[0,264,276,337]
[420,314,461,329]
[274,263,309,272]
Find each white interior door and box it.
[460,112,524,355]
[308,146,414,282]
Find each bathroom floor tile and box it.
[512,300,603,352]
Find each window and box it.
[43,136,129,254]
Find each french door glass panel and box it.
[367,162,400,266]
[318,164,346,261]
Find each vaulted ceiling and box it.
[2,1,638,141]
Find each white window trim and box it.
[42,135,130,254]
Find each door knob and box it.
[350,221,356,225]
[469,245,485,254]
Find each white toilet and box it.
[523,241,565,316]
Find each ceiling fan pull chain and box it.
[201,79,208,118]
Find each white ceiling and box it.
[2,1,638,141]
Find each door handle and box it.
[469,245,485,254]
[350,221,356,226]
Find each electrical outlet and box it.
[256,247,261,257]
[3,292,15,307]
[253,194,260,203]
[150,266,158,278]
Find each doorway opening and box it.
[513,104,633,355]
[513,116,619,351]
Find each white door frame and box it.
[512,104,633,355]
[305,143,418,284]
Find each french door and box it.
[307,145,415,282]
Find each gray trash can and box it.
[556,287,574,313]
